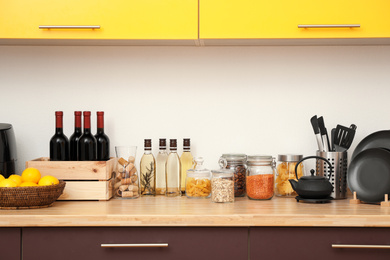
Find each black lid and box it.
[183,138,190,146]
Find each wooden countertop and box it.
[1,196,390,227]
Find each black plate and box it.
[352,130,390,160]
[348,148,390,203]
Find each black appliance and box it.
[0,123,17,178]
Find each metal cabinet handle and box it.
[101,243,168,248]
[39,25,100,29]
[332,244,390,249]
[298,24,360,28]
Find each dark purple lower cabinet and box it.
[23,227,248,260]
[0,228,20,260]
[250,227,390,260]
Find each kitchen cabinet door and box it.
[23,227,248,260]
[0,228,20,260]
[200,0,390,39]
[250,227,390,260]
[0,0,198,40]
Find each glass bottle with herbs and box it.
[140,139,156,196]
[155,138,168,195]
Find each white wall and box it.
[1,45,390,172]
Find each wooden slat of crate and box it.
[25,157,116,180]
[58,179,114,201]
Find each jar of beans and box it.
[219,154,247,197]
[246,155,276,200]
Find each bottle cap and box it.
[170,139,177,149]
[183,138,190,149]
[74,111,82,116]
[97,111,104,116]
[83,111,91,116]
[144,139,152,150]
[159,138,166,148]
[55,111,63,116]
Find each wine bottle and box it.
[95,111,110,161]
[140,139,156,196]
[69,111,82,161]
[166,139,181,197]
[49,111,69,161]
[78,111,97,161]
[180,138,193,194]
[155,138,168,195]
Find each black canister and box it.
[0,123,17,178]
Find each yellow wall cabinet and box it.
[200,0,390,44]
[0,0,198,44]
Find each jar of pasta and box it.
[246,155,276,200]
[275,154,304,197]
[185,157,211,199]
[218,154,247,197]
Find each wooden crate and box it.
[26,157,116,201]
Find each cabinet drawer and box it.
[0,228,20,260]
[23,227,248,260]
[200,0,390,39]
[0,0,198,40]
[250,227,390,260]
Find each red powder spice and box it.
[246,174,274,200]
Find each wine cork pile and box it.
[114,156,139,198]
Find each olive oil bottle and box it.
[180,138,193,194]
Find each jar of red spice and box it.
[218,154,247,197]
[246,155,275,200]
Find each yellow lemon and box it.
[20,182,39,187]
[8,175,23,186]
[38,175,59,186]
[0,174,5,181]
[21,168,41,184]
[0,179,18,188]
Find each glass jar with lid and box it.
[218,154,247,197]
[211,168,234,203]
[246,155,276,200]
[275,154,304,197]
[185,157,211,199]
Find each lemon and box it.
[21,168,41,184]
[38,175,59,186]
[8,174,23,186]
[0,174,4,181]
[0,179,18,188]
[20,182,39,187]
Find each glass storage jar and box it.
[275,154,304,197]
[185,157,211,199]
[211,168,234,203]
[246,155,276,200]
[218,154,247,197]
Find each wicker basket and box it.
[0,180,66,209]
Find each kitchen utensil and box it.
[330,128,336,151]
[333,124,356,152]
[348,148,390,203]
[317,150,348,199]
[0,123,17,178]
[317,116,330,152]
[310,116,324,152]
[289,156,333,200]
[351,130,390,160]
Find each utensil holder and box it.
[316,151,348,199]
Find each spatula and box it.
[333,124,357,152]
